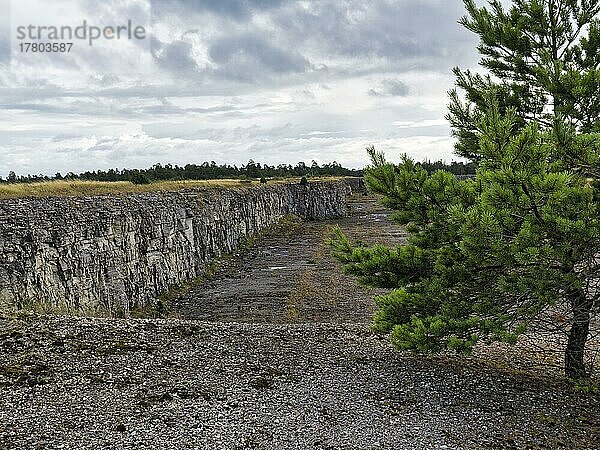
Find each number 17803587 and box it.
[18,42,73,52]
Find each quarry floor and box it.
[171,194,405,324]
[0,195,599,449]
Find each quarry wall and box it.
[0,180,352,314]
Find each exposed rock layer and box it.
[0,181,350,313]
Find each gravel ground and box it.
[1,315,598,450]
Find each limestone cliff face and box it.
[0,181,350,314]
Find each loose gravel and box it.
[1,315,598,450]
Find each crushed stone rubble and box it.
[0,315,598,450]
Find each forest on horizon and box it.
[0,158,477,184]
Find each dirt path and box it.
[171,194,407,323]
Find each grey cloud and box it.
[1,0,475,176]
[0,93,276,119]
[51,133,84,142]
[144,122,298,142]
[0,35,8,63]
[368,79,410,97]
[1,99,133,117]
[147,1,478,81]
[0,81,254,107]
[271,0,477,71]
[208,33,310,80]
[133,103,240,116]
[86,136,120,153]
[6,1,478,89]
[90,74,121,87]
[151,0,286,19]
[153,38,200,74]
[0,103,79,114]
[0,0,10,63]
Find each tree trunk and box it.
[565,286,592,379]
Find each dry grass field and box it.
[0,178,329,199]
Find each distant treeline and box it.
[417,160,477,175]
[0,159,476,184]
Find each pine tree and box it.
[333,0,600,379]
[448,0,600,160]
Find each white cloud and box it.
[0,0,480,176]
[393,119,448,129]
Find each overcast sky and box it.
[0,0,498,176]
